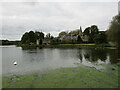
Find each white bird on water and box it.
[13,61,17,65]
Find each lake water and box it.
[1,45,120,75]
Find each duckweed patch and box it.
[3,65,118,88]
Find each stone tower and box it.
[79,26,83,36]
[80,26,82,33]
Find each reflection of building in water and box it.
[118,1,120,15]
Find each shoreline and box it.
[2,65,118,88]
[17,43,115,49]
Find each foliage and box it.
[77,35,83,43]
[93,31,107,44]
[21,32,29,44]
[1,40,20,45]
[107,14,120,47]
[84,27,91,35]
[45,33,54,40]
[83,25,99,43]
[45,33,51,39]
[21,31,44,45]
[90,25,99,35]
[28,31,36,43]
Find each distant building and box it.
[43,39,51,45]
[82,35,89,42]
[59,26,89,42]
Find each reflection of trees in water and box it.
[91,49,107,62]
[21,46,42,50]
[78,48,107,63]
[78,50,83,63]
[107,49,119,64]
[84,48,107,62]
[84,53,90,59]
[78,48,119,64]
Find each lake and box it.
[1,45,120,76]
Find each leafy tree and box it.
[21,32,29,44]
[38,32,44,44]
[28,31,36,43]
[21,31,44,45]
[84,27,91,35]
[35,31,44,40]
[83,25,99,43]
[77,35,83,43]
[94,31,107,44]
[90,25,99,35]
[107,14,120,47]
[50,36,54,39]
[89,25,99,43]
[46,33,51,39]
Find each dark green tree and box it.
[90,25,99,35]
[89,25,99,43]
[93,31,107,44]
[46,33,51,39]
[77,35,83,43]
[21,32,29,44]
[83,27,91,35]
[21,31,44,45]
[83,25,99,43]
[28,31,36,43]
[40,32,44,44]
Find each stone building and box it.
[59,26,89,42]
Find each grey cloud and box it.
[1,2,118,40]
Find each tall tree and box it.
[46,33,51,39]
[21,32,29,44]
[84,27,91,35]
[28,31,36,43]
[77,35,83,43]
[90,25,99,35]
[21,31,44,45]
[94,31,107,44]
[107,14,120,47]
[83,25,99,43]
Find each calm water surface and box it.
[1,45,120,75]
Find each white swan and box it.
[13,61,17,65]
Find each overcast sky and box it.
[0,0,119,40]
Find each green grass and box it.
[3,65,118,88]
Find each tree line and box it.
[19,14,120,48]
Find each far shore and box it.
[16,43,116,49]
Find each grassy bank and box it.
[18,43,112,50]
[3,65,118,88]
